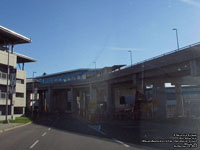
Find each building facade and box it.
[0,26,35,120]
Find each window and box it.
[16,79,24,84]
[14,107,23,114]
[120,96,126,104]
[16,92,24,98]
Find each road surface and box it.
[0,114,157,150]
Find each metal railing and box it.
[0,71,7,80]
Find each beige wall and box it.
[0,51,16,68]
[0,78,9,85]
[0,51,27,118]
[14,70,26,107]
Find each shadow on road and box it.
[31,113,198,150]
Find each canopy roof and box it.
[0,26,31,45]
[15,53,36,63]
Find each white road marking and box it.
[48,128,51,131]
[42,132,47,136]
[29,140,39,149]
[112,138,130,148]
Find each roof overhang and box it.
[15,53,36,63]
[0,26,32,45]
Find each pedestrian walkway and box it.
[0,123,23,132]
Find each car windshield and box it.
[0,0,200,150]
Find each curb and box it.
[0,122,32,133]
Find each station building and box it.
[0,26,35,120]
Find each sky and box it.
[1,0,200,77]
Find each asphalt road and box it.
[0,114,157,150]
[100,119,200,150]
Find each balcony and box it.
[16,70,26,80]
[14,97,26,107]
[0,71,9,85]
[0,50,16,67]
[0,92,11,105]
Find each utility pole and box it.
[128,50,132,66]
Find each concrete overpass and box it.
[27,42,200,119]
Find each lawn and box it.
[9,117,32,123]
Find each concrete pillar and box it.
[46,88,52,112]
[106,83,114,113]
[22,107,25,114]
[89,84,97,113]
[190,60,200,76]
[79,90,84,116]
[11,104,14,120]
[71,87,78,113]
[152,82,167,119]
[175,84,184,117]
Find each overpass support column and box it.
[46,88,52,112]
[106,83,114,113]
[175,84,184,117]
[79,90,85,117]
[153,82,167,119]
[89,84,97,113]
[190,60,200,76]
[71,87,78,114]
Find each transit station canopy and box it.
[0,26,31,45]
[15,53,36,63]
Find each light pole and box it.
[128,50,132,66]
[172,28,180,51]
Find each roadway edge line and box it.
[0,121,32,133]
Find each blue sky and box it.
[1,0,200,77]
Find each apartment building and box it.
[0,26,35,120]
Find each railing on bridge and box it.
[122,41,200,70]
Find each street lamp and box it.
[172,28,180,51]
[128,50,132,66]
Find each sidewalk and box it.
[0,123,23,132]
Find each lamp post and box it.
[128,50,133,66]
[172,28,180,51]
